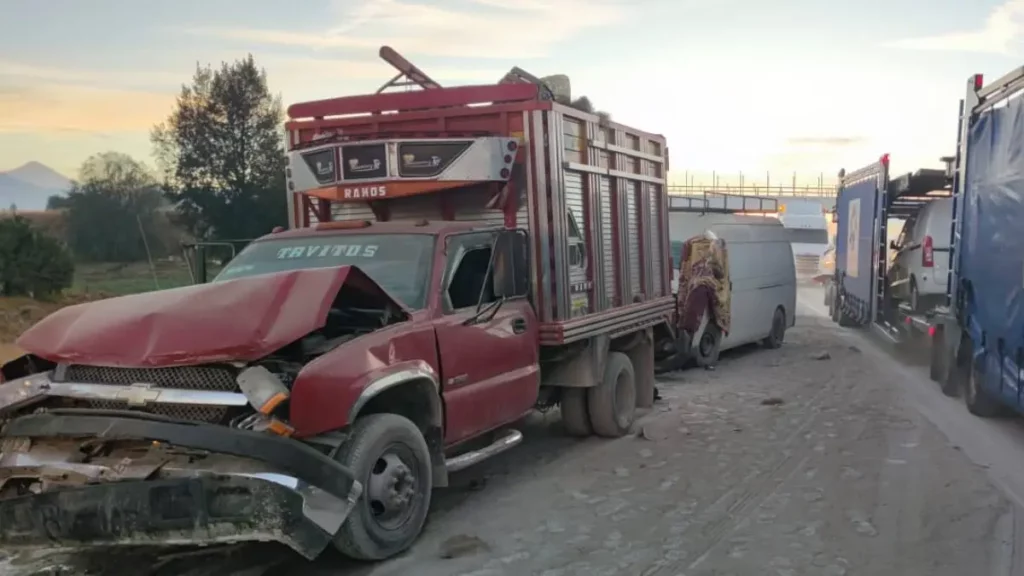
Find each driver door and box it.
[433,230,539,445]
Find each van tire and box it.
[694,324,723,367]
[587,352,636,438]
[333,413,433,560]
[909,276,920,312]
[763,307,786,349]
[561,388,592,437]
[965,361,1001,418]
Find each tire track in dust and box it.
[646,341,842,575]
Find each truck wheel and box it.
[333,413,433,561]
[909,277,920,312]
[830,292,840,323]
[965,362,1001,418]
[837,303,856,327]
[928,325,947,383]
[587,352,636,438]
[694,324,722,367]
[762,307,786,349]
[938,355,960,398]
[561,388,592,437]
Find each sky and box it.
[2,0,1024,186]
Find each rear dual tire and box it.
[561,352,637,438]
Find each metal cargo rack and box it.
[667,191,778,214]
[885,167,952,219]
[871,161,953,343]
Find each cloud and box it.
[261,56,505,84]
[187,0,624,59]
[0,60,183,90]
[786,136,865,146]
[0,83,175,134]
[884,0,1024,53]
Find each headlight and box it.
[236,366,290,415]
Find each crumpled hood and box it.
[17,266,405,368]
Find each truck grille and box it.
[795,255,820,276]
[60,364,239,423]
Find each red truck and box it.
[0,49,673,562]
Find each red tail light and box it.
[922,235,934,267]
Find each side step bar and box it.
[445,429,523,473]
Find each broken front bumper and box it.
[0,413,363,559]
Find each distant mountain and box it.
[0,162,72,211]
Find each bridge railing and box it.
[666,184,837,197]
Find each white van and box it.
[777,200,829,276]
[887,196,953,311]
[669,214,797,363]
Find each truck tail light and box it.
[922,235,934,267]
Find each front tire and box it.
[587,352,636,438]
[333,413,433,560]
[694,323,723,367]
[762,307,786,349]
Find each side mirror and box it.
[889,240,899,250]
[492,229,529,298]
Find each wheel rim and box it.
[699,331,716,356]
[366,444,421,531]
[614,369,636,428]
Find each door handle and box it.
[511,317,527,334]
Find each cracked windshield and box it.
[1,1,1023,574]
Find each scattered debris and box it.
[848,345,862,353]
[761,397,785,406]
[811,351,832,360]
[439,534,491,559]
[467,477,488,491]
[639,422,672,441]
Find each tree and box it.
[152,55,288,240]
[0,215,74,299]
[63,152,167,262]
[46,195,70,210]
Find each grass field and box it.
[72,260,198,295]
[1,259,220,355]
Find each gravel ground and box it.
[4,303,1020,575]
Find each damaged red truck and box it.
[0,51,674,562]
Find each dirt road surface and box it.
[5,286,1023,575]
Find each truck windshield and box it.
[213,234,435,309]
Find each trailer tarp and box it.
[962,94,1024,354]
